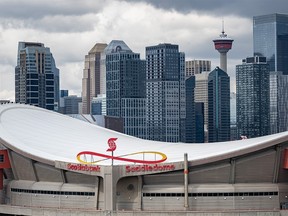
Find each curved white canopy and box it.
[0,104,287,166]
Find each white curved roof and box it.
[0,104,288,166]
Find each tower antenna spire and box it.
[213,20,234,72]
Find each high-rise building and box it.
[230,92,237,141]
[213,25,234,72]
[146,43,185,142]
[236,56,270,138]
[185,76,195,143]
[270,71,288,134]
[60,90,68,98]
[52,57,59,111]
[106,40,146,139]
[59,95,82,114]
[15,42,59,110]
[82,43,107,114]
[91,94,106,115]
[185,60,211,77]
[195,102,205,143]
[208,67,230,142]
[194,72,209,127]
[253,13,288,75]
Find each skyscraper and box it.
[15,42,59,110]
[208,67,230,142]
[52,57,60,111]
[194,72,209,128]
[106,40,146,139]
[253,13,288,75]
[195,102,205,143]
[236,56,270,138]
[213,25,234,72]
[82,43,107,114]
[146,43,185,142]
[185,76,195,143]
[270,71,288,134]
[185,60,211,77]
[59,95,82,114]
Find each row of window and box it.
[143,192,278,197]
[11,188,95,196]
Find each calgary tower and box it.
[213,22,234,72]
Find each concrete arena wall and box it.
[0,205,283,216]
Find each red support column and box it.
[283,148,288,169]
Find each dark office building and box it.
[60,90,68,98]
[236,56,270,138]
[253,13,288,74]
[208,67,230,142]
[195,102,205,143]
[106,40,146,139]
[59,95,82,114]
[185,76,195,143]
[15,42,59,110]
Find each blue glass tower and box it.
[105,40,146,138]
[185,76,195,143]
[208,67,230,142]
[253,13,288,74]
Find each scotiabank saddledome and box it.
[1,103,288,214]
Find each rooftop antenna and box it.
[220,18,227,38]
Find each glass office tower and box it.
[105,40,146,139]
[15,42,58,110]
[270,72,288,134]
[253,13,288,75]
[146,44,185,142]
[208,67,230,142]
[236,56,270,138]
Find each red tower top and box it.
[213,25,234,53]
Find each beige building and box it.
[82,43,107,114]
[185,60,211,77]
[194,72,210,128]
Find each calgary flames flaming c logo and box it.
[106,138,117,152]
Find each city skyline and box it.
[0,0,287,100]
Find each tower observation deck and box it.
[213,25,233,72]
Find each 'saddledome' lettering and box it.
[126,164,175,173]
[67,163,101,172]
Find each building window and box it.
[0,154,4,163]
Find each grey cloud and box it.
[123,0,288,18]
[0,0,106,19]
[0,14,98,33]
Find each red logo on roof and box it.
[107,138,117,152]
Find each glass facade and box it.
[270,72,288,134]
[236,57,270,138]
[15,42,58,110]
[208,67,230,142]
[253,13,288,75]
[105,40,146,139]
[146,44,185,142]
[195,102,204,143]
[185,76,195,143]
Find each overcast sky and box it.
[0,0,287,100]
